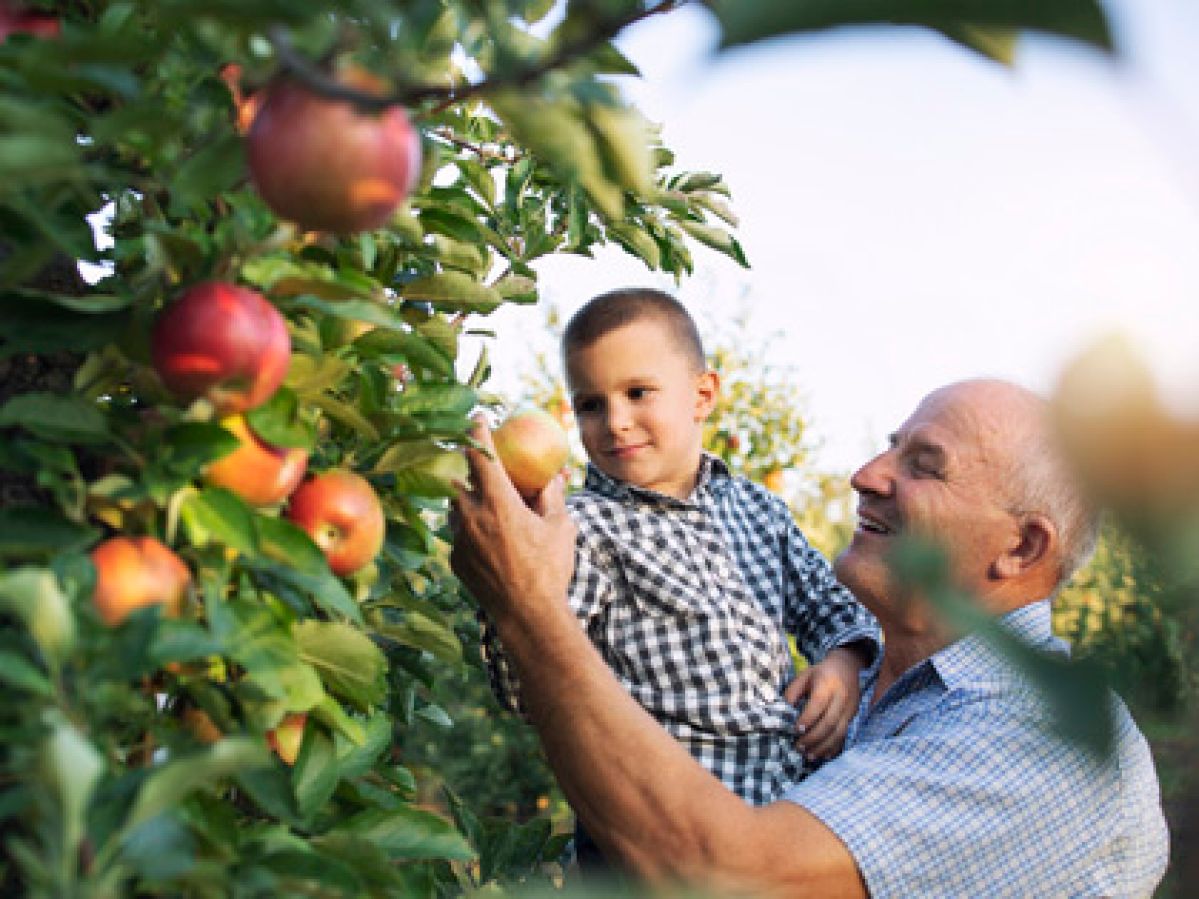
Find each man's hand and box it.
[784,645,866,761]
[449,416,577,626]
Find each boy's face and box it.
[565,317,718,500]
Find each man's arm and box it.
[451,420,866,896]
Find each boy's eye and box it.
[627,386,651,401]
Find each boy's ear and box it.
[694,369,719,420]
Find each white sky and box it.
[474,0,1199,473]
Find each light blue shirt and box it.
[784,601,1169,897]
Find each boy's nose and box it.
[606,401,633,434]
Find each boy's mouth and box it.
[607,443,647,459]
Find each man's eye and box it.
[574,398,600,414]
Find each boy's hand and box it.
[783,645,867,762]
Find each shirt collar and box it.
[582,452,732,505]
[926,599,1060,691]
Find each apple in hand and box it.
[91,536,191,627]
[204,414,308,507]
[246,71,422,234]
[152,282,291,414]
[285,470,385,576]
[266,712,307,765]
[492,407,571,498]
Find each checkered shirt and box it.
[481,454,881,805]
[785,600,1170,898]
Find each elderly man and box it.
[451,378,1169,896]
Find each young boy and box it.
[481,289,879,862]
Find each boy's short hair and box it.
[562,288,706,373]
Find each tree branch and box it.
[267,1,682,113]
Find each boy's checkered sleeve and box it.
[476,535,617,718]
[780,514,880,664]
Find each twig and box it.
[267,1,681,112]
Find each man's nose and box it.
[850,449,895,496]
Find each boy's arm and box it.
[779,509,880,665]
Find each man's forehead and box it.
[896,386,1009,458]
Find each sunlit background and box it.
[472,0,1199,474]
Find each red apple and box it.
[493,407,571,498]
[285,470,385,576]
[246,72,422,234]
[204,415,308,507]
[266,712,307,765]
[0,3,60,41]
[152,282,291,414]
[91,536,191,627]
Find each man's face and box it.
[834,382,1023,618]
[566,317,716,500]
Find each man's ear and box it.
[992,513,1055,581]
[695,368,720,420]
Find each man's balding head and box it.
[837,379,1099,625]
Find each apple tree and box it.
[0,0,1133,895]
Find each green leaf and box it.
[0,649,52,697]
[589,103,654,196]
[172,133,246,208]
[335,806,475,861]
[253,519,363,625]
[179,488,259,556]
[150,620,223,668]
[307,394,381,441]
[400,271,503,314]
[125,738,271,832]
[0,508,99,558]
[377,611,462,664]
[294,729,339,819]
[492,273,538,304]
[242,256,380,302]
[353,330,454,378]
[245,387,316,450]
[335,713,392,779]
[287,354,354,396]
[677,220,750,268]
[0,393,110,444]
[120,814,196,882]
[311,695,367,746]
[373,443,469,498]
[282,295,408,332]
[294,620,387,710]
[608,222,661,269]
[937,23,1019,64]
[0,567,75,663]
[393,383,478,418]
[162,423,240,476]
[709,0,1112,53]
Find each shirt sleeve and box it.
[779,507,880,664]
[476,531,618,718]
[780,699,1161,898]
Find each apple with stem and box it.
[285,470,385,576]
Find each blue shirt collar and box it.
[927,599,1061,691]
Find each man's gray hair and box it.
[1003,393,1102,590]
